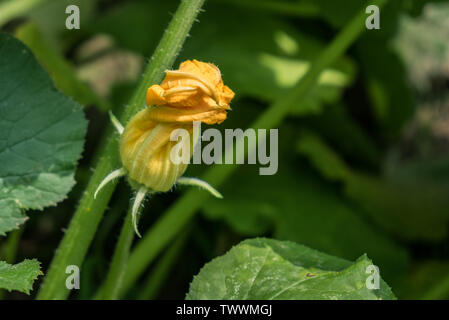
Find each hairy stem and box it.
[118,0,388,297]
[94,206,136,300]
[36,0,206,300]
[137,229,189,300]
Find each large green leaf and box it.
[0,259,41,294]
[0,33,87,235]
[187,238,395,300]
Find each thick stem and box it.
[93,206,136,300]
[36,0,206,300]
[137,229,189,300]
[118,0,388,297]
[176,177,223,199]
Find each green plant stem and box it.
[36,0,206,300]
[118,0,388,297]
[0,0,50,27]
[94,206,136,300]
[91,186,129,257]
[137,229,189,300]
[0,227,23,263]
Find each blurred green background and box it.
[1,0,449,299]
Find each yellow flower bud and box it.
[119,59,234,192]
[95,59,234,236]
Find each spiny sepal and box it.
[131,187,149,238]
[176,177,223,199]
[94,167,127,199]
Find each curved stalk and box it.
[94,168,127,199]
[131,187,149,238]
[36,0,206,300]
[176,177,223,199]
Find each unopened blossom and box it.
[95,60,234,236]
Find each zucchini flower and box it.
[95,60,234,236]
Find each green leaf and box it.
[0,32,87,235]
[187,238,395,300]
[0,259,41,294]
